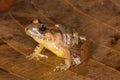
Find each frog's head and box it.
[25,19,50,41]
[25,19,63,43]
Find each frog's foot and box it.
[71,54,81,66]
[53,63,68,72]
[26,53,48,60]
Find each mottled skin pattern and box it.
[25,19,88,71]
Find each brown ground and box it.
[0,0,120,80]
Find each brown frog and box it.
[25,19,89,71]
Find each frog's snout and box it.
[25,26,31,35]
[25,27,29,32]
[25,27,29,34]
[25,27,37,35]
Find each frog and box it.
[25,19,89,71]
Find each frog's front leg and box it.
[26,44,48,60]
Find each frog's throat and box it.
[34,38,65,57]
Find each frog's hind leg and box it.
[54,49,71,71]
[26,44,48,60]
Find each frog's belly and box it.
[49,47,65,57]
[36,40,65,57]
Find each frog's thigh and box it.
[63,49,71,69]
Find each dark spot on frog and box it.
[111,35,120,45]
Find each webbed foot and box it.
[71,53,81,66]
[26,53,48,60]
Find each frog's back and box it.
[57,24,86,48]
[57,25,79,48]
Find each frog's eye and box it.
[39,24,47,33]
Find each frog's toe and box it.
[26,53,48,60]
[53,64,67,72]
[26,53,39,60]
[39,54,48,59]
[26,54,33,60]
